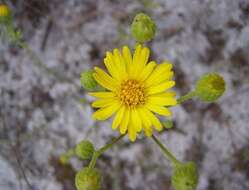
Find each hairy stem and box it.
[152,134,181,166]
[177,90,196,104]
[88,134,125,169]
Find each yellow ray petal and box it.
[147,81,175,95]
[145,109,163,131]
[122,46,132,66]
[147,96,177,106]
[128,125,137,142]
[112,106,125,130]
[137,61,157,81]
[145,104,172,116]
[151,91,176,98]
[92,98,116,108]
[145,62,173,86]
[92,102,121,120]
[93,67,118,91]
[120,108,130,134]
[104,52,121,80]
[130,109,142,132]
[130,44,142,77]
[113,48,127,78]
[89,92,115,98]
[133,44,142,65]
[138,108,152,137]
[141,47,150,65]
[134,47,150,76]
[144,126,152,136]
[146,71,174,87]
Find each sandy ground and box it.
[0,0,249,190]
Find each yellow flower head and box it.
[0,4,10,17]
[90,45,177,141]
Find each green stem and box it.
[151,134,181,167]
[177,90,196,104]
[88,134,125,169]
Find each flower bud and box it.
[75,168,101,190]
[75,140,94,160]
[80,70,98,91]
[0,4,10,18]
[131,13,156,43]
[172,162,198,190]
[195,73,225,102]
[59,154,70,165]
[59,149,75,164]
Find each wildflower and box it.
[131,13,156,43]
[195,73,225,102]
[90,45,177,141]
[0,4,10,18]
[75,168,101,190]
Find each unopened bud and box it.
[172,162,198,190]
[195,73,225,102]
[59,149,75,164]
[75,168,101,190]
[75,140,94,160]
[131,13,156,43]
[80,70,98,91]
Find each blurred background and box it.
[0,0,249,189]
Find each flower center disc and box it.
[119,79,145,107]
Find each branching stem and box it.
[88,134,125,169]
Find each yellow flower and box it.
[0,4,10,17]
[90,45,177,141]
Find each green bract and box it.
[162,120,174,129]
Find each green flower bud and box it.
[80,70,98,91]
[162,120,174,129]
[59,154,70,164]
[59,149,75,164]
[172,162,198,190]
[75,168,101,190]
[195,73,225,102]
[75,140,94,160]
[131,13,156,43]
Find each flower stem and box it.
[177,90,196,104]
[88,134,125,169]
[151,134,181,167]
